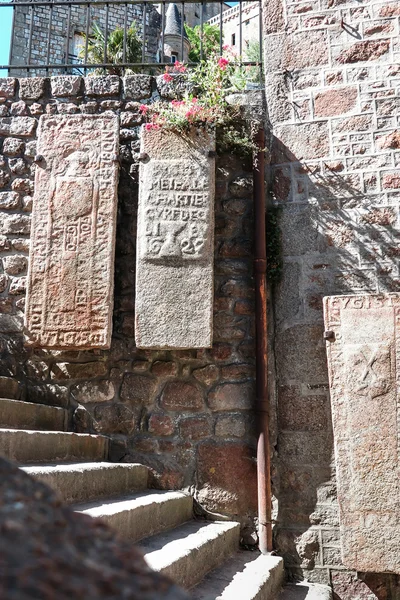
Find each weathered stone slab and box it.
[323,294,400,574]
[25,114,119,349]
[135,127,215,348]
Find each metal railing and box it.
[0,0,263,76]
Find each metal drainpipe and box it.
[253,127,273,554]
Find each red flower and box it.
[163,73,173,82]
[218,57,229,70]
[139,104,149,114]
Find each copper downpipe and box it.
[253,127,273,554]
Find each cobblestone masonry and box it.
[264,0,400,597]
[0,75,258,537]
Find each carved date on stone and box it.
[324,294,400,574]
[25,114,119,349]
[136,127,215,349]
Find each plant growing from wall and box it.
[79,22,142,75]
[184,23,221,63]
[141,49,260,156]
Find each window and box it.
[171,52,178,63]
[231,33,236,46]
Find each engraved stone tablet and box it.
[136,127,215,348]
[324,294,400,574]
[25,114,119,349]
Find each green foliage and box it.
[243,40,264,85]
[184,23,221,63]
[266,206,282,285]
[79,22,142,75]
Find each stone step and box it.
[279,583,333,600]
[191,551,284,599]
[0,429,108,463]
[139,520,240,590]
[22,462,149,504]
[75,490,193,542]
[0,377,20,399]
[0,398,68,431]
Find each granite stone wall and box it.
[264,0,400,597]
[0,74,258,537]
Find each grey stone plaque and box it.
[135,127,215,348]
[324,294,400,574]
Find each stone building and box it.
[163,3,190,63]
[0,0,399,598]
[207,1,261,55]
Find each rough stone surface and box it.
[124,75,152,100]
[25,114,119,349]
[0,457,188,599]
[0,78,16,98]
[314,87,358,117]
[85,76,120,97]
[324,295,400,574]
[19,77,46,100]
[135,127,215,349]
[50,76,82,97]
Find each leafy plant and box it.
[79,21,142,75]
[184,23,221,63]
[141,49,262,157]
[243,40,264,85]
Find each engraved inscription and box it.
[136,127,215,349]
[25,115,119,349]
[139,161,211,262]
[324,295,400,574]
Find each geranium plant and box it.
[140,49,259,156]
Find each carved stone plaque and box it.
[135,127,215,348]
[324,294,400,574]
[25,114,119,349]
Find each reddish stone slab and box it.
[25,115,119,349]
[324,294,400,574]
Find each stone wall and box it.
[264,0,400,597]
[0,74,258,536]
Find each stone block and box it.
[265,30,328,72]
[273,122,329,162]
[120,373,157,406]
[314,87,358,117]
[160,381,204,411]
[197,443,257,515]
[215,414,246,438]
[0,214,31,235]
[50,76,82,97]
[2,139,24,156]
[278,386,329,431]
[0,78,16,98]
[84,76,120,97]
[19,78,46,100]
[179,416,211,440]
[3,255,27,275]
[0,192,20,210]
[0,117,36,137]
[123,75,152,100]
[337,40,390,64]
[148,413,175,436]
[92,403,136,435]
[276,325,328,385]
[71,380,115,404]
[324,294,400,574]
[135,127,215,349]
[208,381,255,411]
[24,114,119,349]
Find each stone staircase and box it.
[0,393,332,599]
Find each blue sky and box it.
[0,1,12,77]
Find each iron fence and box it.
[0,0,263,77]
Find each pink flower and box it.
[218,57,229,70]
[163,73,173,82]
[145,123,153,131]
[174,60,187,73]
[139,104,149,114]
[191,97,198,103]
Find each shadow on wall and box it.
[270,136,400,598]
